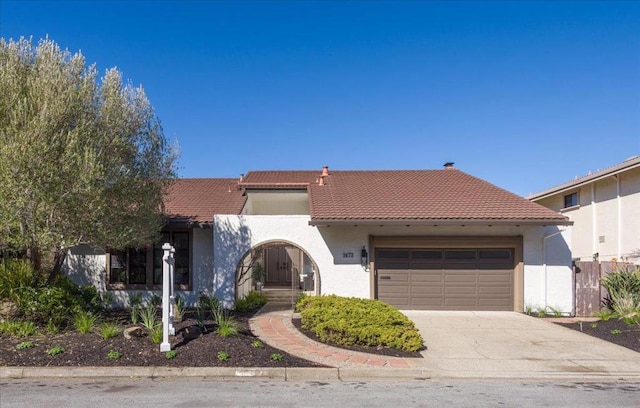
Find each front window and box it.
[563,192,578,208]
[108,230,191,289]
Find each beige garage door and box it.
[376,248,514,310]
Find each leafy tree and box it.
[0,37,177,279]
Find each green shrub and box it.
[73,310,99,334]
[199,293,220,318]
[610,291,640,326]
[16,341,34,349]
[174,294,186,321]
[166,350,177,359]
[0,259,41,299]
[298,295,423,352]
[251,340,264,348]
[138,303,159,331]
[2,266,105,330]
[270,353,283,361]
[601,263,640,310]
[150,323,163,344]
[107,350,121,360]
[47,346,64,356]
[0,319,38,337]
[217,351,229,361]
[98,322,121,339]
[233,291,267,312]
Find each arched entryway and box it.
[235,240,320,301]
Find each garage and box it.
[376,247,515,310]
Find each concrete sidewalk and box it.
[2,305,639,381]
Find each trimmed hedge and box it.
[296,295,423,352]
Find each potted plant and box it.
[252,263,265,292]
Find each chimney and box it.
[443,162,455,169]
[319,176,325,186]
[321,165,329,177]
[239,174,245,182]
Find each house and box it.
[529,156,640,263]
[65,164,575,314]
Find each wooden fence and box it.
[573,261,639,316]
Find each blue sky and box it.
[2,0,639,197]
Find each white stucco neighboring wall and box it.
[521,226,573,314]
[213,215,574,314]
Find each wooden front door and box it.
[265,246,295,287]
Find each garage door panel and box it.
[411,271,444,283]
[445,273,477,283]
[479,287,511,295]
[376,247,514,311]
[444,298,479,307]
[479,273,512,282]
[410,296,445,307]
[445,287,478,295]
[411,285,443,295]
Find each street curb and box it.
[3,366,640,382]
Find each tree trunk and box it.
[48,248,67,283]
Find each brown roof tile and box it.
[163,178,246,225]
[308,170,569,224]
[239,171,319,189]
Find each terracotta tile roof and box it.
[308,170,570,225]
[239,171,319,189]
[163,178,246,225]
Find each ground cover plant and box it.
[0,267,326,367]
[295,294,424,352]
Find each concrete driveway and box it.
[401,311,640,380]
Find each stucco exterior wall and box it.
[213,215,574,313]
[64,228,214,308]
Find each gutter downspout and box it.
[542,228,567,312]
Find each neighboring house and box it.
[529,156,640,263]
[65,164,575,314]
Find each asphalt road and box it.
[1,379,639,407]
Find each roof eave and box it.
[529,158,640,201]
[309,218,573,226]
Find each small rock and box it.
[182,325,202,339]
[0,301,21,319]
[124,326,145,339]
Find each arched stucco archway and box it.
[235,240,320,300]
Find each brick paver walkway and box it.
[248,303,412,368]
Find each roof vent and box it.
[443,162,455,169]
[239,174,244,182]
[321,165,329,177]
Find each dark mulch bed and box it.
[555,319,640,353]
[292,318,424,358]
[0,310,328,368]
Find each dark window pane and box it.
[109,251,126,284]
[412,250,443,260]
[172,232,190,285]
[479,249,512,260]
[445,250,476,260]
[564,193,578,208]
[128,248,147,284]
[377,250,410,260]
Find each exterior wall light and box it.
[361,246,369,269]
